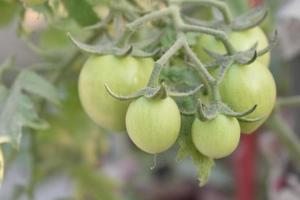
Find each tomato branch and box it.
[169,0,233,24]
[277,96,300,107]
[180,24,235,55]
[266,112,300,167]
[126,8,173,31]
[147,37,184,88]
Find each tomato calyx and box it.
[68,32,160,58]
[105,81,203,101]
[230,6,268,31]
[182,100,260,122]
[256,30,278,58]
[203,44,257,69]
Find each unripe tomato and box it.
[0,148,3,182]
[192,115,240,159]
[126,97,181,154]
[219,61,276,134]
[79,55,154,132]
[194,27,270,66]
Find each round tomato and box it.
[79,55,154,132]
[194,27,270,66]
[126,97,181,154]
[219,61,276,134]
[192,114,240,159]
[0,148,3,182]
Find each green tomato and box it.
[219,61,276,134]
[126,97,181,154]
[194,27,270,66]
[192,115,240,159]
[0,148,3,183]
[79,55,154,132]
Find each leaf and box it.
[0,85,48,146]
[176,116,214,186]
[186,32,199,46]
[20,70,60,105]
[161,28,177,49]
[62,0,100,26]
[0,70,60,147]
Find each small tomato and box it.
[192,115,240,159]
[126,97,181,154]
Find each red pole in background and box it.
[233,1,262,199]
[233,133,257,200]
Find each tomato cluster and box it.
[79,55,181,154]
[78,27,276,159]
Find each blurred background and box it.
[0,0,300,200]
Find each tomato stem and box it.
[277,96,300,107]
[169,0,233,24]
[266,112,300,167]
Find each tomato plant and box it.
[79,55,154,132]
[126,97,181,154]
[218,61,277,134]
[194,27,270,66]
[192,114,240,159]
[2,0,299,195]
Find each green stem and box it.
[277,96,300,108]
[180,24,235,55]
[126,8,172,31]
[183,42,221,102]
[147,37,184,87]
[170,0,233,24]
[266,112,300,168]
[182,42,214,83]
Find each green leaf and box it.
[20,70,60,105]
[0,84,48,146]
[62,0,100,26]
[0,70,60,147]
[161,28,177,49]
[176,116,214,186]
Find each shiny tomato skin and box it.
[219,61,276,134]
[126,97,181,154]
[192,115,241,159]
[194,27,270,66]
[79,55,154,132]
